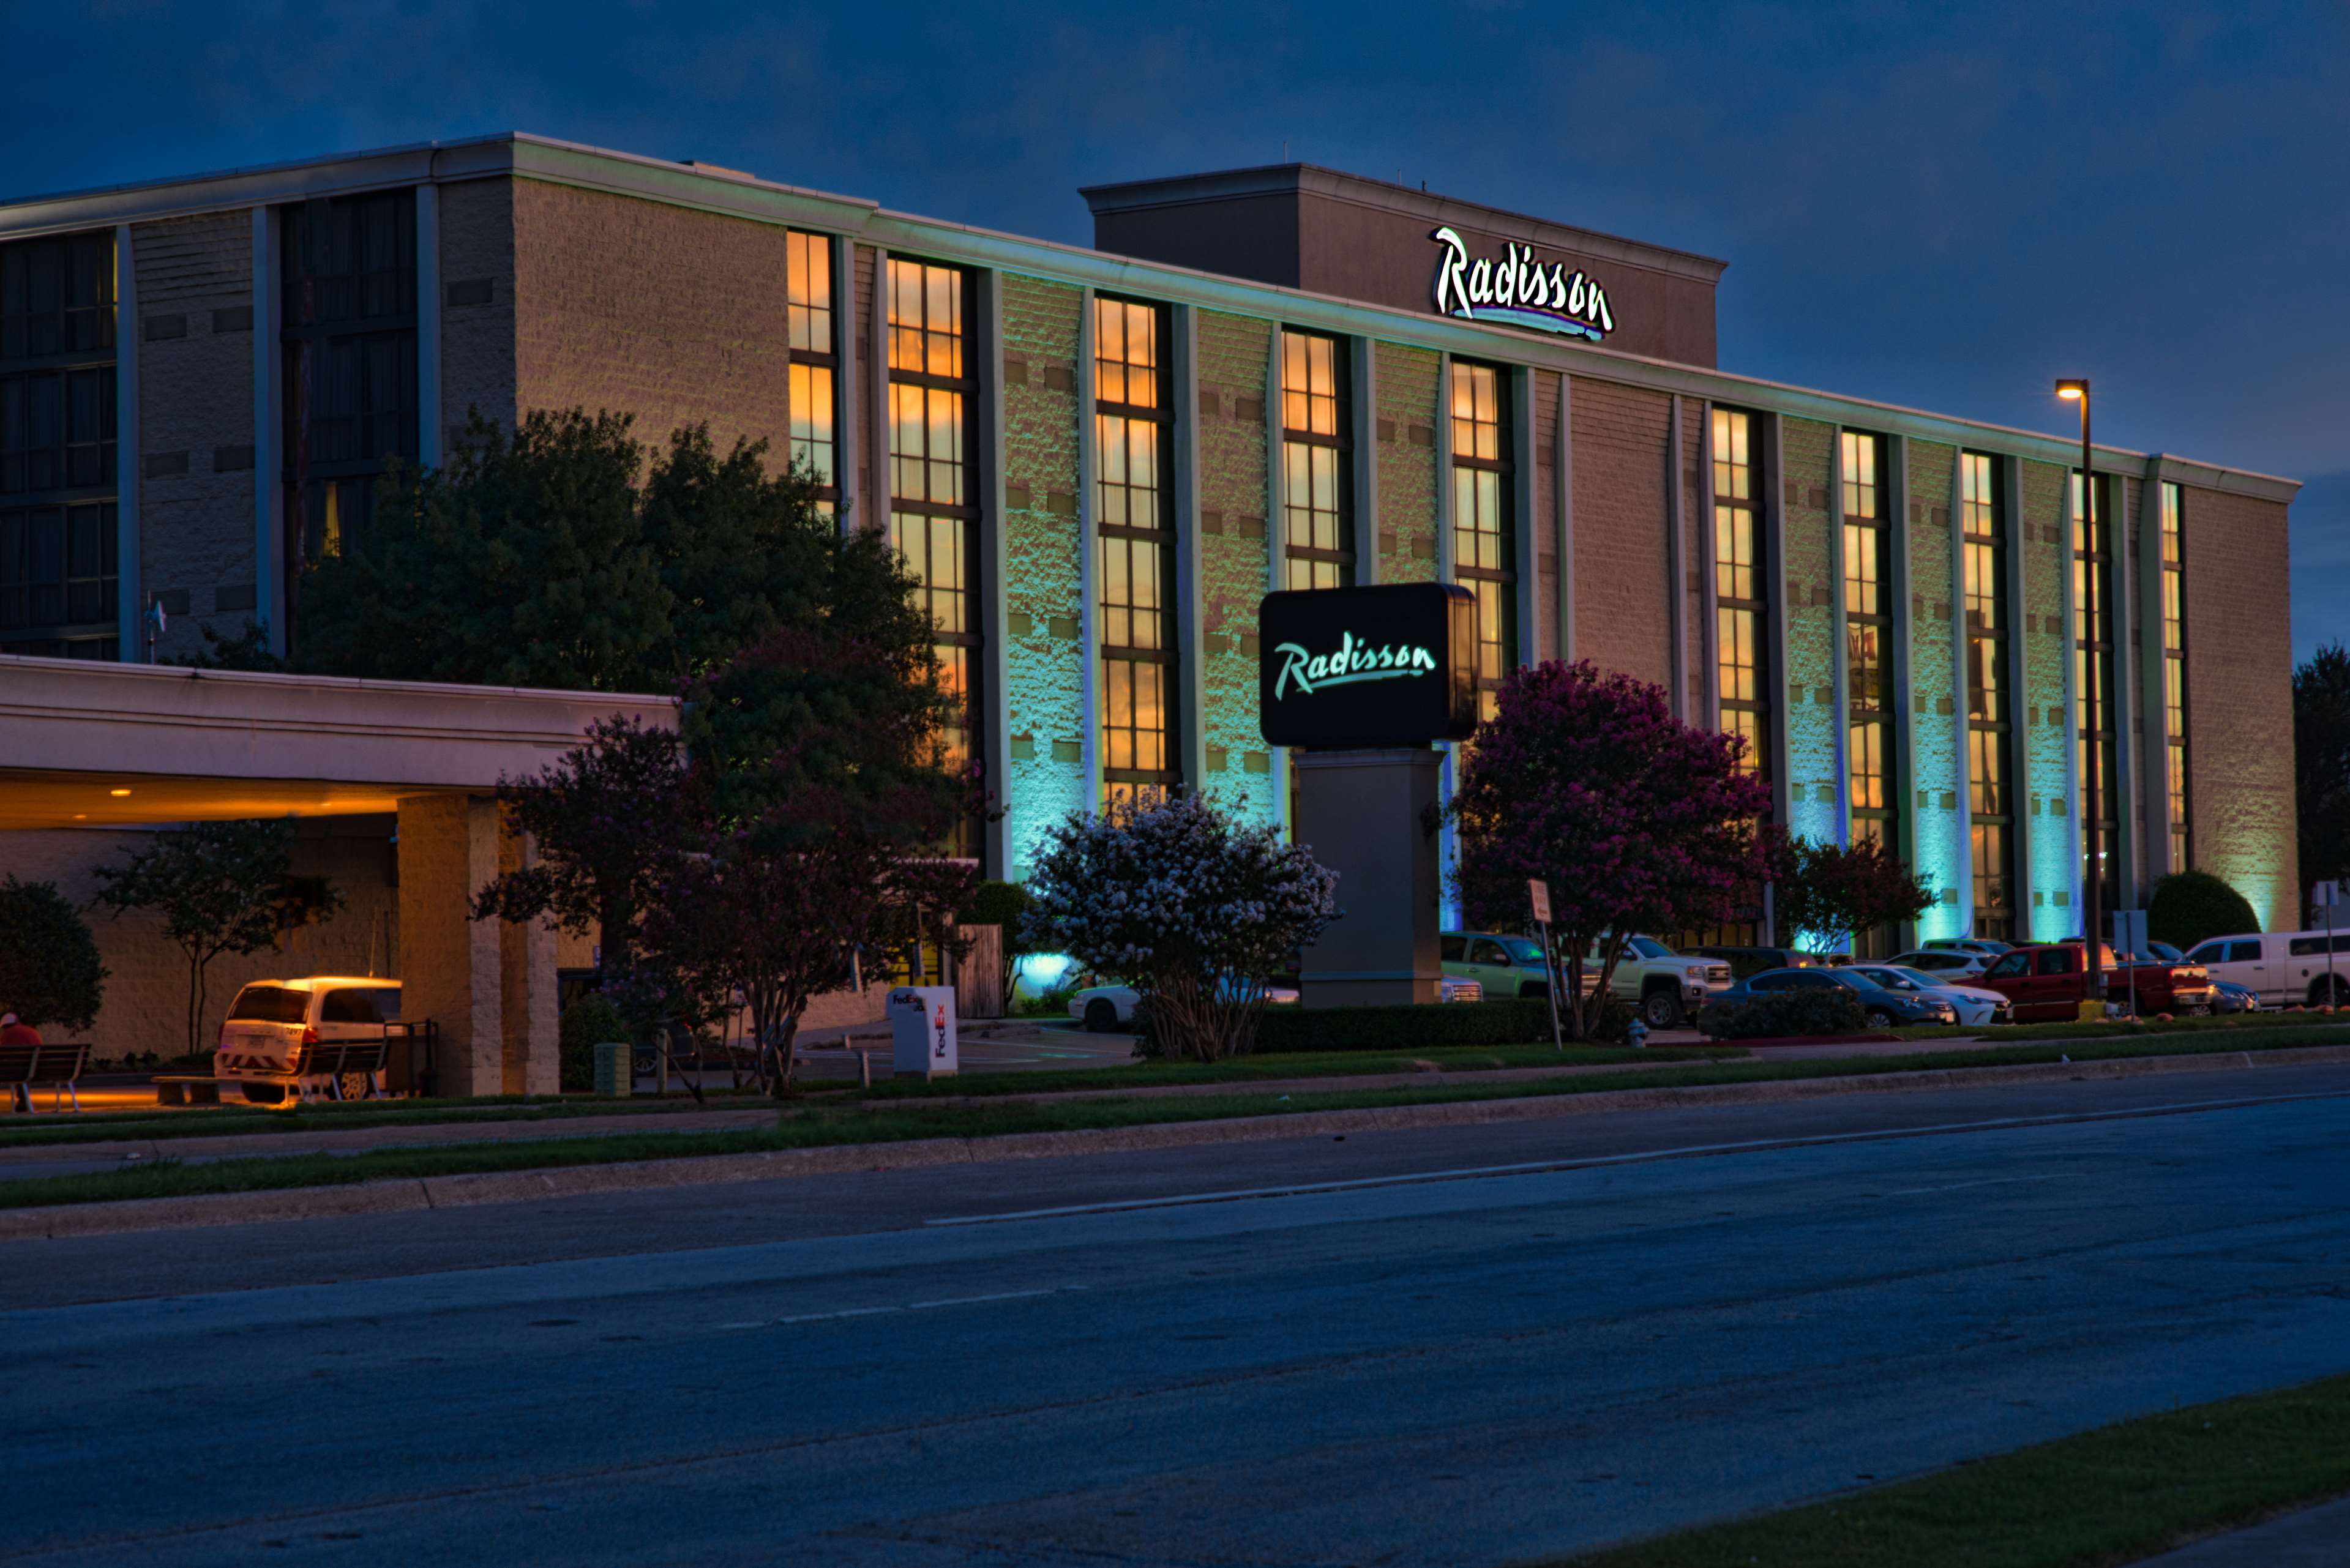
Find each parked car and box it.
[1974,943,2212,1022]
[1440,931,1558,999]
[1582,936,1735,1029]
[1890,948,1991,979]
[2179,928,2350,1010]
[1066,976,1469,1032]
[1924,937,2015,957]
[1844,963,2013,1028]
[1710,966,1957,1028]
[216,976,403,1105]
[2209,979,2261,1015]
[1695,945,1839,980]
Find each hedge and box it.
[2148,870,2261,950]
[558,996,629,1092]
[1254,998,1565,1053]
[1696,987,1868,1041]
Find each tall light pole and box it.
[2055,378,2102,1016]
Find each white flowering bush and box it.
[1021,793,1339,1060]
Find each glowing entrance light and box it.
[1429,226,1614,342]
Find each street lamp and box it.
[2055,378,2103,1018]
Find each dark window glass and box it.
[1961,452,2017,941]
[2228,940,2261,962]
[1096,295,1178,810]
[1451,360,1513,721]
[1280,330,1350,589]
[2035,947,2081,975]
[228,986,312,1023]
[1985,952,2030,979]
[1440,935,1467,962]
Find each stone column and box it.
[1295,747,1443,1007]
[397,794,558,1097]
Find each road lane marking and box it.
[716,1285,1080,1331]
[924,1087,2350,1228]
[1883,1175,2064,1197]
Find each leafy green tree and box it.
[293,410,848,695]
[1772,836,1936,955]
[960,879,1036,1006]
[91,821,343,1053]
[0,876,110,1032]
[161,619,286,671]
[2147,870,2261,950]
[2296,642,2350,910]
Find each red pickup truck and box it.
[1976,943,2213,1022]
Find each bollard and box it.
[858,1050,872,1090]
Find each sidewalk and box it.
[2128,1493,2350,1564]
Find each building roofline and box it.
[0,133,2299,505]
[1080,160,1731,283]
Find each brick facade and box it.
[1779,416,1838,844]
[1192,308,1276,821]
[1569,379,1673,689]
[131,212,255,660]
[438,177,518,442]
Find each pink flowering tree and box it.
[1445,660,1776,1039]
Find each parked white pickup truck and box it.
[1581,936,1735,1029]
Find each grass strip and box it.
[1890,1009,2349,1043]
[1543,1371,2350,1567]
[0,1045,1731,1149]
[6,1023,2348,1211]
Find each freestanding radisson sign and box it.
[1429,225,1615,343]
[1260,581,1478,1007]
[1259,581,1480,750]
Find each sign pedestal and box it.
[1295,747,1443,1007]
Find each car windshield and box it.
[1857,969,1915,990]
[226,985,309,1023]
[1629,938,1674,960]
[1889,968,1948,988]
[1503,938,1546,965]
[2147,941,2183,961]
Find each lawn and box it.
[6,1021,2346,1211]
[1545,1372,2350,1567]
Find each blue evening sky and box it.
[7,1,2343,660]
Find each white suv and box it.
[217,976,402,1105]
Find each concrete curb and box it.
[4,1043,2346,1242]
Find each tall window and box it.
[1450,360,1513,719]
[2073,472,2117,914]
[1279,330,1350,589]
[888,257,981,851]
[2161,481,2190,870]
[1842,430,1897,954]
[1713,408,1768,784]
[1,230,118,658]
[1963,453,2016,941]
[1095,296,1178,809]
[786,231,838,511]
[282,190,417,578]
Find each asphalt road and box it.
[5,1063,2348,1567]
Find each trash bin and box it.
[886,986,958,1081]
[593,1040,632,1097]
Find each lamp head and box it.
[2054,379,2088,401]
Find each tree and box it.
[2148,870,2261,950]
[1445,660,1775,1040]
[2297,642,2350,910]
[160,619,286,672]
[1021,793,1338,1061]
[1772,836,1936,955]
[91,820,343,1053]
[471,715,701,988]
[961,879,1036,1005]
[0,876,110,1032]
[293,409,848,693]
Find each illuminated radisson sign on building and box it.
[1429,225,1614,342]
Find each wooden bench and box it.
[155,1037,395,1108]
[2,1042,91,1113]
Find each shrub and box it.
[1697,987,1868,1040]
[0,876,110,1032]
[2147,870,2261,950]
[559,995,630,1092]
[1254,999,1555,1053]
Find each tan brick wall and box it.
[510,179,791,466]
[1193,308,1274,819]
[2018,457,2074,937]
[1375,342,1439,580]
[438,176,517,442]
[1529,368,1559,660]
[1569,378,1672,687]
[132,213,255,659]
[1779,416,1838,827]
[2182,484,2299,930]
[0,821,399,1062]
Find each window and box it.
[1842,430,1896,952]
[281,191,417,577]
[1984,952,2030,980]
[2229,940,2261,963]
[1450,360,1513,719]
[888,257,981,852]
[1469,938,1511,967]
[2035,946,2081,976]
[1963,453,2016,941]
[1279,330,1350,589]
[787,231,839,510]
[1440,935,1467,962]
[1705,406,1769,948]
[2160,482,2189,869]
[1,231,116,654]
[1094,295,1178,810]
[2073,472,2116,911]
[2288,934,2350,957]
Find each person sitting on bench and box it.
[0,1012,39,1048]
